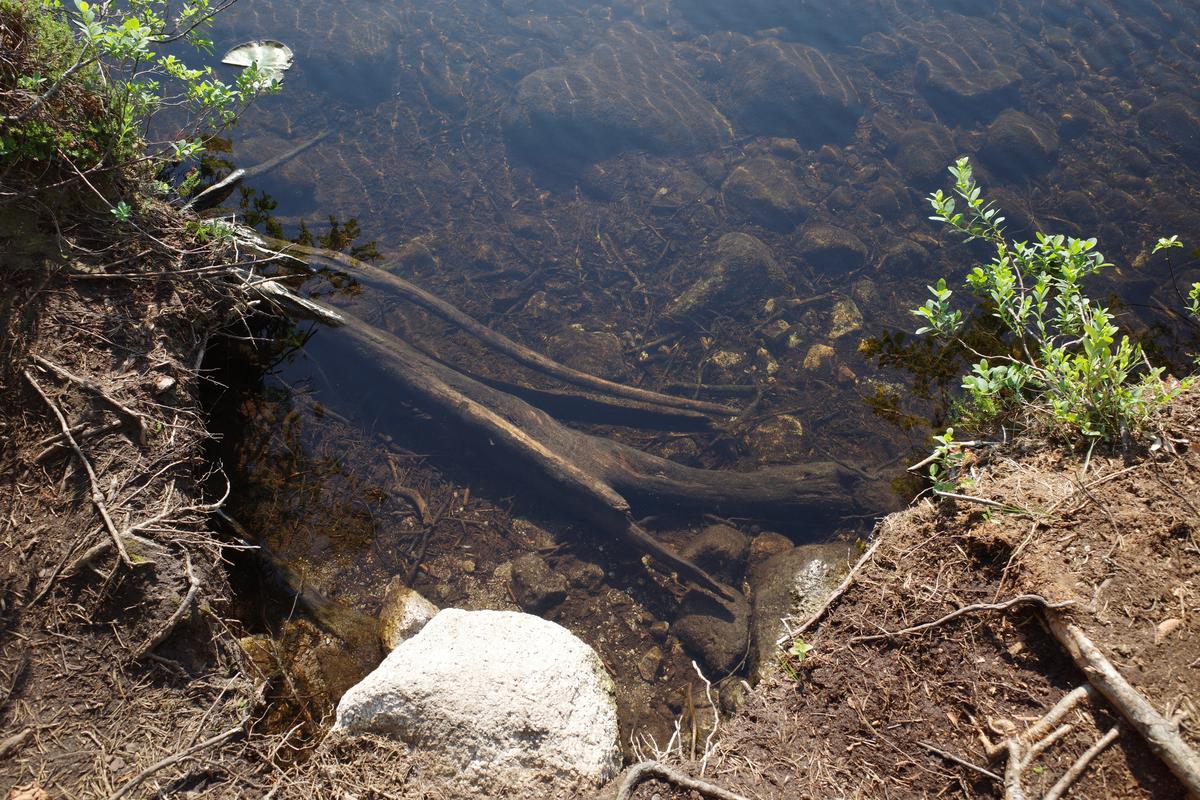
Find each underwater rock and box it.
[721,157,811,230]
[890,122,958,187]
[1137,94,1200,162]
[747,542,855,680]
[980,110,1060,178]
[379,577,439,651]
[797,223,868,273]
[545,326,628,381]
[680,524,751,586]
[803,343,836,371]
[748,531,794,567]
[746,415,808,464]
[827,297,864,339]
[335,609,621,794]
[726,40,862,145]
[501,22,732,172]
[509,553,569,614]
[672,589,752,676]
[667,232,789,321]
[909,17,1022,124]
[879,239,932,276]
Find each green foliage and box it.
[914,158,1174,447]
[2,0,276,203]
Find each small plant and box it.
[2,0,279,202]
[913,158,1175,447]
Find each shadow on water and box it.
[198,0,1200,750]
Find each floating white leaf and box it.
[221,40,294,84]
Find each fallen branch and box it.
[106,716,249,800]
[240,277,865,596]
[1044,725,1119,800]
[616,761,750,800]
[849,594,1075,644]
[24,369,134,568]
[1046,612,1200,795]
[918,740,1001,782]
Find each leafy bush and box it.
[1,0,275,198]
[913,157,1176,445]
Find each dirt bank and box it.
[625,389,1199,799]
[0,201,272,798]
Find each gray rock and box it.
[681,524,750,585]
[798,223,868,273]
[335,609,621,794]
[827,297,864,339]
[678,0,884,47]
[890,122,957,188]
[564,560,606,592]
[726,40,862,145]
[545,326,628,381]
[1137,95,1200,162]
[502,22,732,171]
[722,157,810,230]
[879,239,931,275]
[667,232,790,320]
[509,553,568,614]
[910,17,1022,123]
[748,531,794,567]
[980,110,1060,178]
[379,577,439,651]
[672,589,751,676]
[747,543,856,680]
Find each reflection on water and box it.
[204,0,1200,744]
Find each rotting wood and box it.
[245,233,737,417]
[1045,612,1200,796]
[238,275,866,597]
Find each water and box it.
[201,0,1200,749]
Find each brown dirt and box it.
[625,389,1200,799]
[0,201,272,798]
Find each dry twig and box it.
[106,716,249,800]
[132,548,200,661]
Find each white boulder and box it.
[334,608,621,795]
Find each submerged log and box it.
[241,269,864,597]
[251,235,738,418]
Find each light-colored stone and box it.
[828,297,863,339]
[379,578,438,651]
[335,609,621,795]
[747,543,856,681]
[803,343,836,370]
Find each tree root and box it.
[978,684,1120,800]
[616,761,750,800]
[848,594,1075,645]
[24,368,136,568]
[1046,612,1200,796]
[132,548,200,661]
[247,233,737,418]
[236,272,866,597]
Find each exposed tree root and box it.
[237,271,865,597]
[1046,612,1200,796]
[249,234,738,418]
[616,761,750,800]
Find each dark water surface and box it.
[202,0,1200,745]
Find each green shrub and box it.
[1,0,275,199]
[913,157,1176,447]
